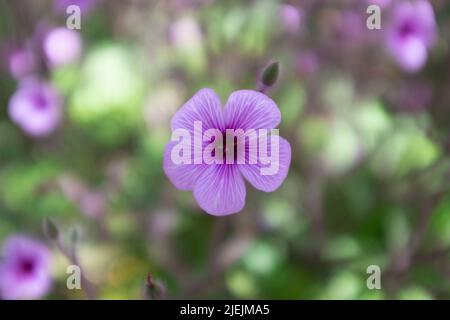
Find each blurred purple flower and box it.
[387,0,437,72]
[7,48,36,79]
[8,78,63,137]
[279,4,302,33]
[367,0,392,8]
[58,175,106,219]
[0,235,52,300]
[169,16,203,50]
[54,0,99,14]
[334,10,366,44]
[163,89,291,216]
[296,50,319,76]
[43,27,82,67]
[79,191,106,218]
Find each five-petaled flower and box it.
[43,27,82,67]
[0,235,52,300]
[8,78,62,137]
[163,89,291,216]
[386,0,437,73]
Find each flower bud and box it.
[260,61,280,88]
[144,273,166,300]
[43,218,59,241]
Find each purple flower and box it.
[163,89,291,216]
[296,50,319,76]
[279,4,302,34]
[169,16,203,50]
[387,0,437,72]
[7,48,36,79]
[0,235,52,300]
[8,78,63,137]
[333,10,366,45]
[367,0,392,9]
[43,27,82,67]
[58,175,106,218]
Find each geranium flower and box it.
[8,78,63,137]
[279,4,302,34]
[386,0,437,72]
[163,89,291,216]
[7,47,36,79]
[0,235,52,300]
[43,27,82,67]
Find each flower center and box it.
[31,91,48,111]
[210,131,240,163]
[398,19,417,39]
[19,258,35,275]
[223,136,238,159]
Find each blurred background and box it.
[1,0,450,299]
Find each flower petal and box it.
[238,136,291,192]
[223,90,281,130]
[391,36,427,72]
[193,165,246,216]
[415,0,437,46]
[171,88,225,132]
[163,141,205,190]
